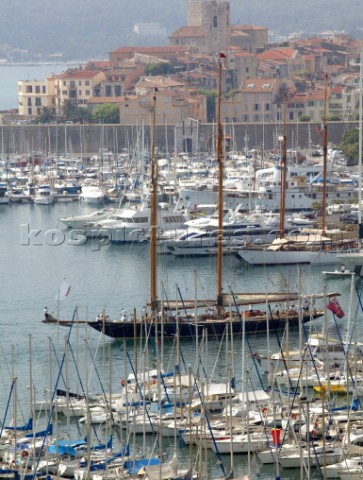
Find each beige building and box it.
[119,89,207,125]
[18,80,50,116]
[220,77,279,123]
[256,48,305,78]
[230,25,268,52]
[52,70,106,113]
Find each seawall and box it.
[0,121,357,156]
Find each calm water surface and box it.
[0,201,360,479]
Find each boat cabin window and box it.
[162,215,185,223]
[133,217,148,223]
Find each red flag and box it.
[220,52,226,58]
[327,298,345,318]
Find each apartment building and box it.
[220,77,279,123]
[118,89,207,125]
[18,80,50,116]
[52,70,106,113]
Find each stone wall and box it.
[0,122,357,156]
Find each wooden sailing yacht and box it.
[337,45,363,274]
[237,79,356,266]
[44,58,327,338]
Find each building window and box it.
[27,98,32,106]
[79,81,82,86]
[213,16,218,27]
[35,86,41,93]
[265,103,270,111]
[254,104,259,111]
[28,108,32,115]
[246,67,249,73]
[62,90,67,95]
[86,90,90,96]
[85,80,90,86]
[115,85,121,96]
[63,81,66,86]
[26,86,33,93]
[79,90,82,96]
[35,97,41,106]
[42,86,46,94]
[289,111,294,120]
[254,114,259,121]
[105,86,112,96]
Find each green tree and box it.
[92,104,120,124]
[198,89,217,122]
[339,128,360,165]
[61,99,79,121]
[144,62,175,76]
[35,107,55,124]
[298,114,310,122]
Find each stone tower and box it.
[187,0,230,54]
[187,0,203,26]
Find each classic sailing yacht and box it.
[237,79,356,266]
[44,57,325,338]
[337,45,363,274]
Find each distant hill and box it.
[0,0,362,61]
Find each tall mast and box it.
[358,45,363,248]
[321,73,328,236]
[150,90,158,312]
[217,53,224,309]
[279,96,287,239]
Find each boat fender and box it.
[120,379,126,386]
[291,413,298,420]
[262,407,268,417]
[21,450,29,458]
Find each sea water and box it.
[0,201,359,479]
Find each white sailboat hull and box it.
[237,249,310,265]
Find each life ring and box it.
[21,450,29,458]
[291,413,298,420]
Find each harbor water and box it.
[0,201,361,479]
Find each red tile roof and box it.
[240,77,277,92]
[55,70,103,79]
[257,48,297,61]
[110,46,188,54]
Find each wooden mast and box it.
[279,96,287,239]
[150,89,158,313]
[217,53,224,310]
[322,73,329,236]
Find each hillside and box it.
[1,0,362,61]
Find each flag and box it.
[55,279,71,301]
[327,298,345,318]
[219,52,226,58]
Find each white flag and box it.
[55,280,71,301]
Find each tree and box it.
[339,128,360,165]
[144,62,175,76]
[35,107,55,124]
[61,99,79,121]
[92,104,120,124]
[298,114,310,122]
[198,89,218,122]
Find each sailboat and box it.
[337,45,363,275]
[44,57,327,338]
[237,79,357,266]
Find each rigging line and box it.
[126,351,159,447]
[231,289,264,390]
[49,339,83,438]
[84,343,121,442]
[0,379,16,439]
[31,307,78,480]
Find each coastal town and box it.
[6,0,363,127]
[1,1,363,480]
